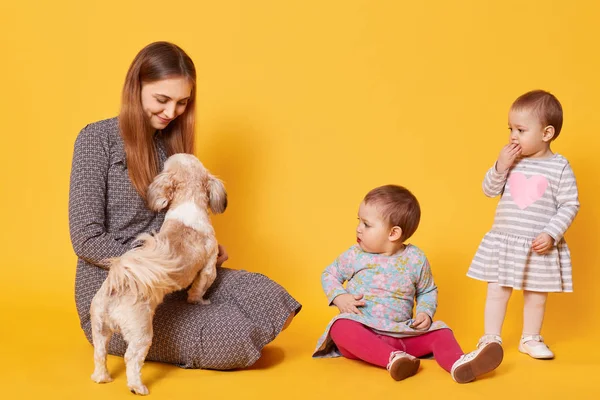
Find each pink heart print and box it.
[508,172,548,209]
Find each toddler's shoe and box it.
[386,351,420,381]
[451,337,503,383]
[519,335,554,359]
[477,334,503,349]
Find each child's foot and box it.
[519,335,554,359]
[451,340,503,383]
[477,334,502,349]
[386,351,420,381]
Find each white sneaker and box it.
[386,351,420,381]
[519,335,554,359]
[451,341,503,383]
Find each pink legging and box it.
[330,319,464,372]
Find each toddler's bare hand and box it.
[532,233,554,255]
[332,293,366,315]
[411,312,432,330]
[496,143,522,173]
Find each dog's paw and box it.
[91,370,113,383]
[187,295,211,305]
[129,383,149,396]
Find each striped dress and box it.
[467,153,579,292]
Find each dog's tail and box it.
[105,233,183,303]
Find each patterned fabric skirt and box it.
[75,262,302,369]
[467,230,573,292]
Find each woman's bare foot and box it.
[282,312,295,330]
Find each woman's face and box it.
[140,76,193,131]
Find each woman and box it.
[69,41,301,370]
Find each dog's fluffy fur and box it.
[89,154,227,395]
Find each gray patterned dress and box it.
[69,117,301,369]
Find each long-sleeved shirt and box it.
[313,244,449,358]
[69,117,167,268]
[482,154,579,242]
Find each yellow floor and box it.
[2,302,599,400]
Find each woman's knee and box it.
[198,320,264,370]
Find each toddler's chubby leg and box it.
[484,282,513,336]
[522,290,548,338]
[441,281,511,385]
[401,329,463,372]
[450,281,510,383]
[519,291,553,359]
[401,328,503,383]
[330,319,419,381]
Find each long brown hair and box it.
[119,41,196,202]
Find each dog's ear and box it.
[147,171,175,211]
[207,175,227,214]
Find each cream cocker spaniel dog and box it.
[89,153,227,395]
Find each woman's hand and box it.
[332,293,366,315]
[496,143,522,173]
[411,312,432,330]
[532,233,554,255]
[216,244,229,267]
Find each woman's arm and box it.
[68,124,131,268]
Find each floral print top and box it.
[313,244,449,358]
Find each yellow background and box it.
[1,0,599,398]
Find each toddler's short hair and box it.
[363,185,420,242]
[511,90,563,139]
